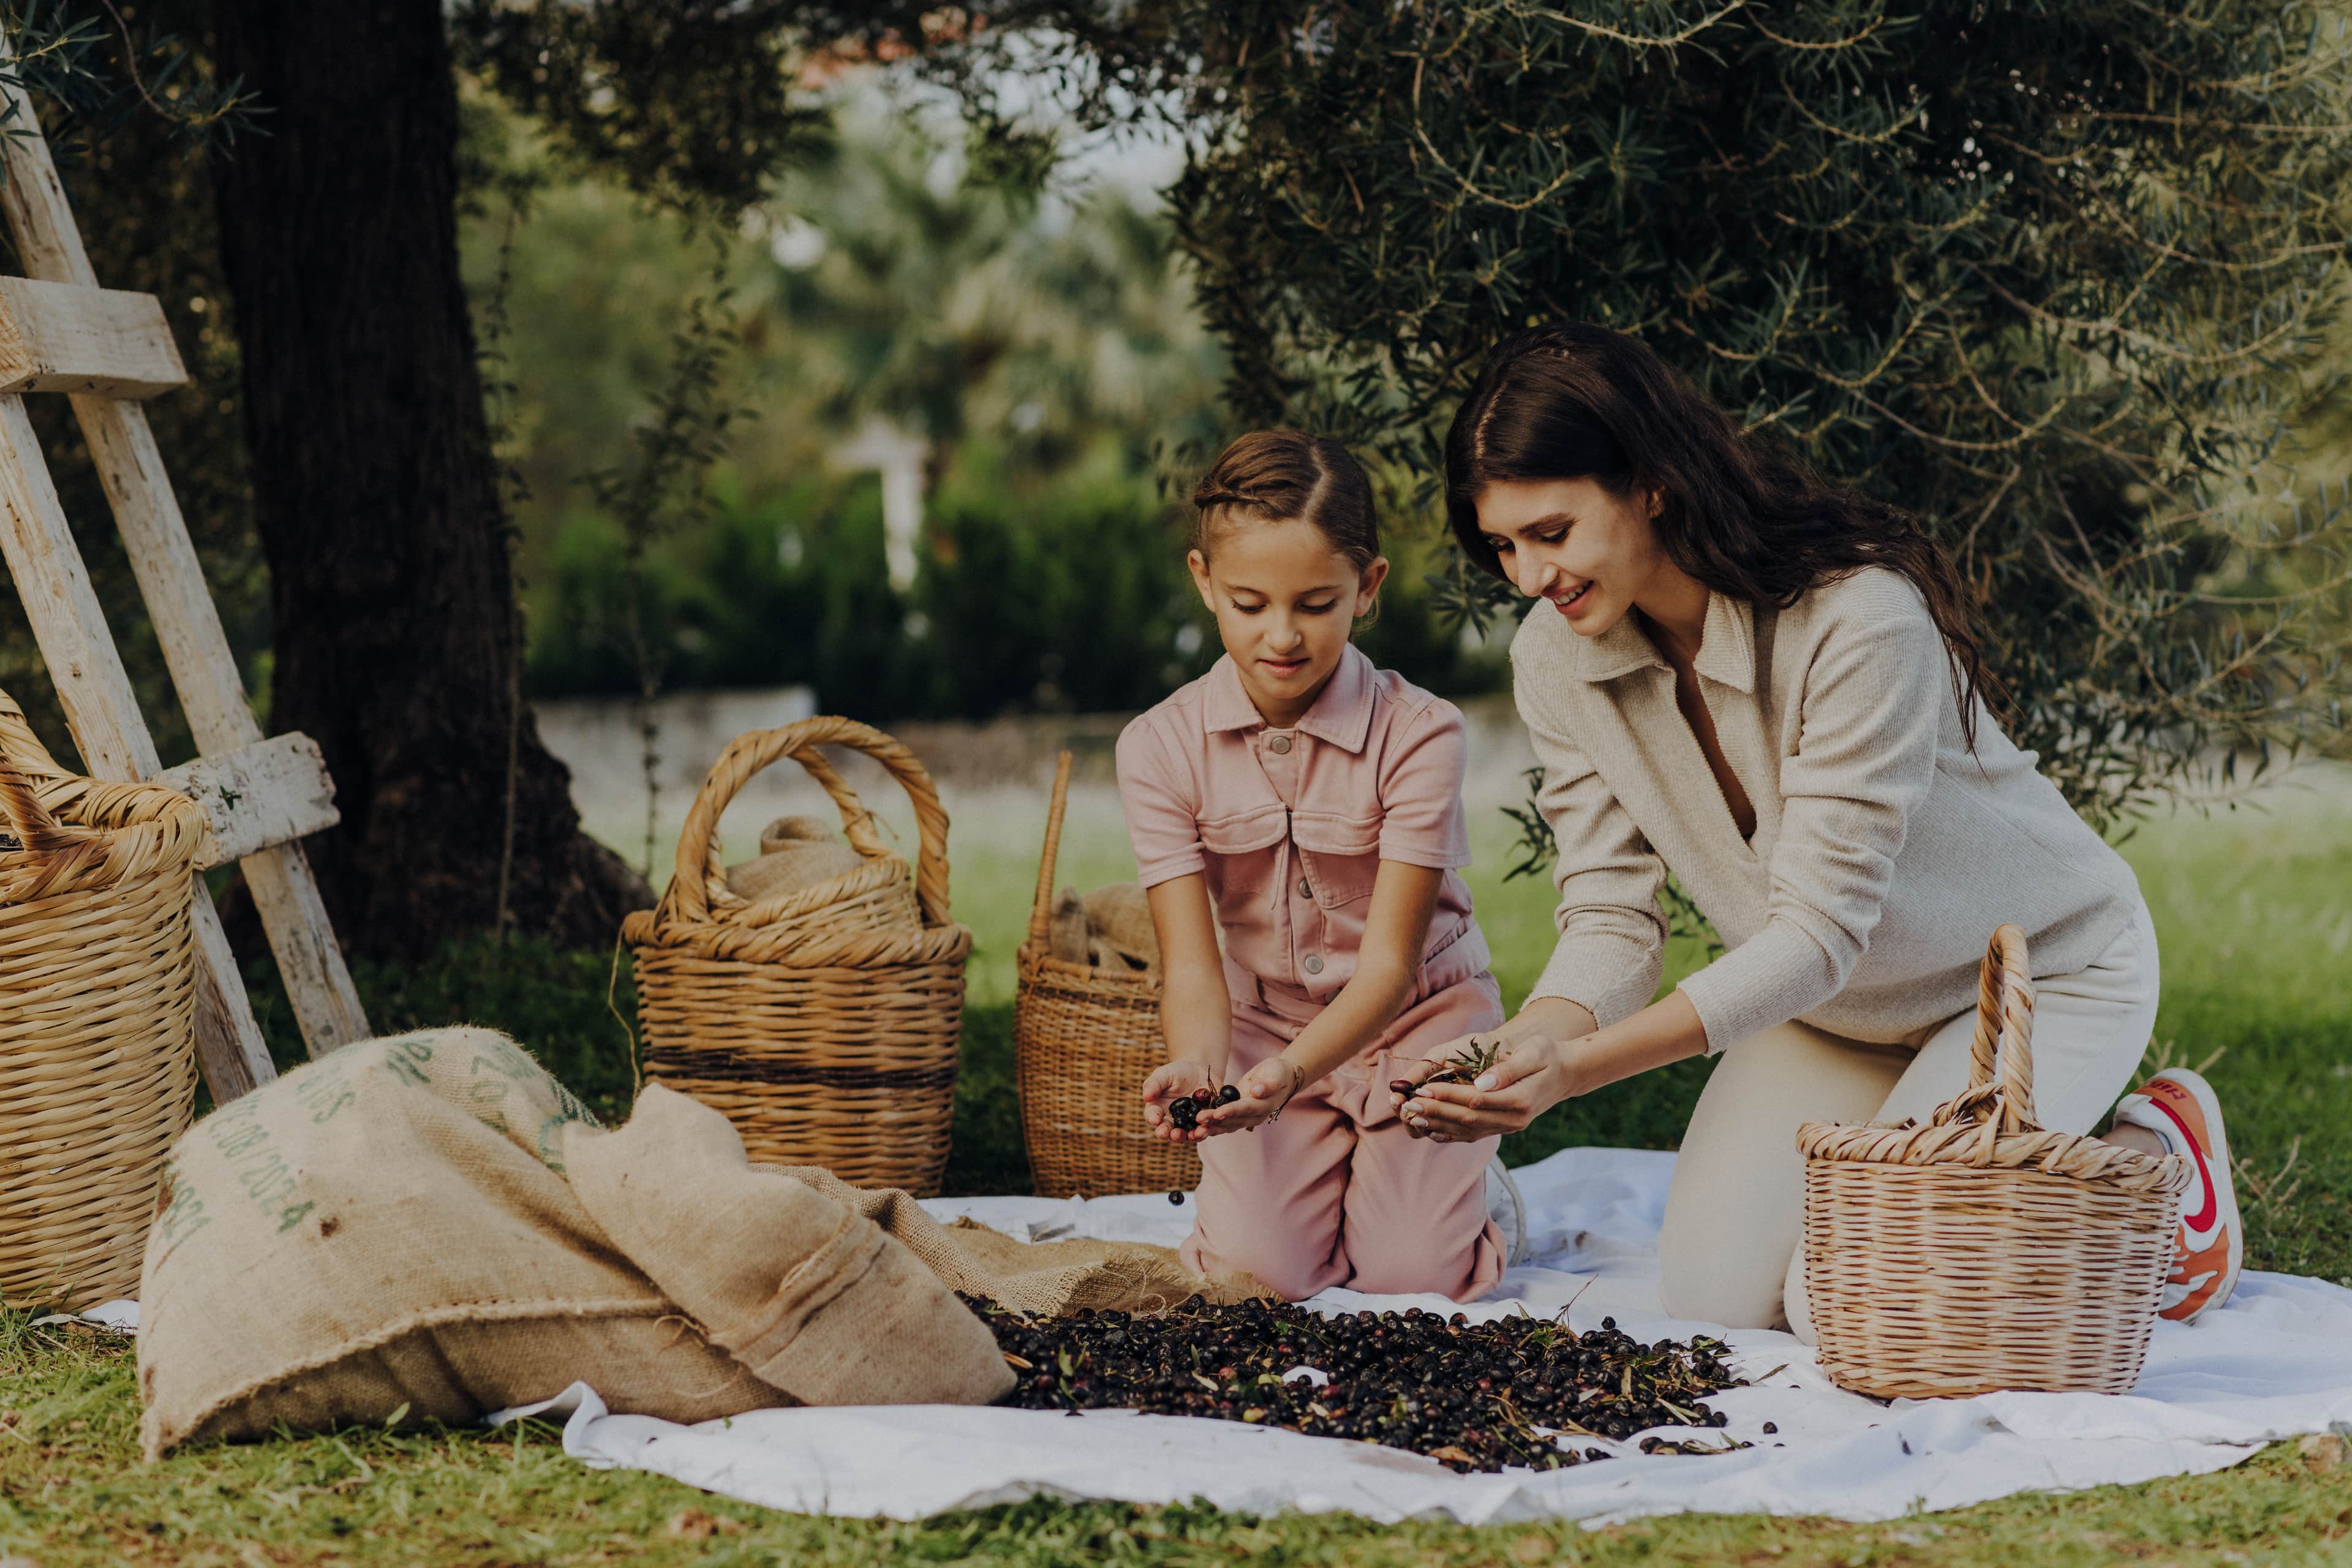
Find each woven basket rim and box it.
[0,701,209,904]
[623,907,973,965]
[1797,1115,2193,1192]
[701,846,916,930]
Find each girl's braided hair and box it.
[1192,430,1379,570]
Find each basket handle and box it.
[1929,923,2038,1138]
[1026,750,1075,946]
[667,715,954,928]
[0,687,100,866]
[0,687,62,778]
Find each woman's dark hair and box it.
[1193,429,1380,572]
[1444,323,1994,743]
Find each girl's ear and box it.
[1354,556,1391,618]
[1187,548,1217,612]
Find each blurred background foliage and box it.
[466,81,1504,719]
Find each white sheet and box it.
[496,1147,2352,1525]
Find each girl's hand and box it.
[1389,1034,1580,1143]
[1195,1055,1303,1138]
[1142,1060,1221,1142]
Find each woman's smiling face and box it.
[1475,476,1665,637]
[1190,519,1387,726]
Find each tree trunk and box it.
[208,0,648,960]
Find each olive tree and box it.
[954,0,2352,829]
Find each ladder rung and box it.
[0,275,188,399]
[153,732,341,869]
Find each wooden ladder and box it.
[0,67,368,1101]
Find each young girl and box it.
[1117,430,1506,1303]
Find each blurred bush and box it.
[524,434,1502,719]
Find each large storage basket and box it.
[0,690,209,1308]
[1014,751,1198,1199]
[1798,924,2193,1398]
[624,716,973,1197]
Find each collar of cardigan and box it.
[1570,590,1758,692]
[1200,642,1376,752]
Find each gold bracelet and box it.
[1265,1059,1306,1123]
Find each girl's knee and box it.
[1196,1228,1340,1303]
[1343,1224,1499,1301]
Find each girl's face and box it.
[1189,519,1388,725]
[1474,476,1667,637]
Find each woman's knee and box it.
[1657,1243,1793,1331]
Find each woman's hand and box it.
[1389,1033,1582,1142]
[1194,1055,1305,1138]
[1141,1060,1221,1142]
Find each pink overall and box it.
[1117,646,1507,1303]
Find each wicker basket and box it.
[624,715,973,1197]
[1015,751,1198,1199]
[0,690,209,1308]
[1798,924,2193,1399]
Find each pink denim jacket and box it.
[1116,644,1489,1007]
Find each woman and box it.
[1391,324,2242,1338]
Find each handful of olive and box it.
[1167,1082,1242,1131]
[1390,1037,1505,1103]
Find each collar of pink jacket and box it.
[1197,642,1378,753]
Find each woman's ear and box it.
[1354,556,1391,617]
[1187,548,1217,612]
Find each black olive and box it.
[1218,1084,1241,1104]
[956,1289,1741,1474]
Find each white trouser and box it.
[1656,902,2161,1339]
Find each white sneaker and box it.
[2111,1068,2244,1324]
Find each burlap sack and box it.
[138,1029,1009,1458]
[764,1163,1268,1316]
[725,815,864,903]
[561,1088,1014,1404]
[1046,881,1159,974]
[1082,881,1158,973]
[1049,885,1091,966]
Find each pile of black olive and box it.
[1167,1084,1240,1131]
[965,1294,1747,1474]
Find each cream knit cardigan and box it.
[1512,566,2142,1052]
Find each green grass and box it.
[10,770,2344,1564]
[5,1313,2350,1567]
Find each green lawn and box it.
[7,768,2348,1564]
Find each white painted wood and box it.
[240,843,368,1051]
[186,893,269,1102]
[0,276,187,398]
[0,392,276,1100]
[0,396,154,778]
[154,733,339,868]
[64,384,373,1061]
[0,45,371,1065]
[70,401,266,751]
